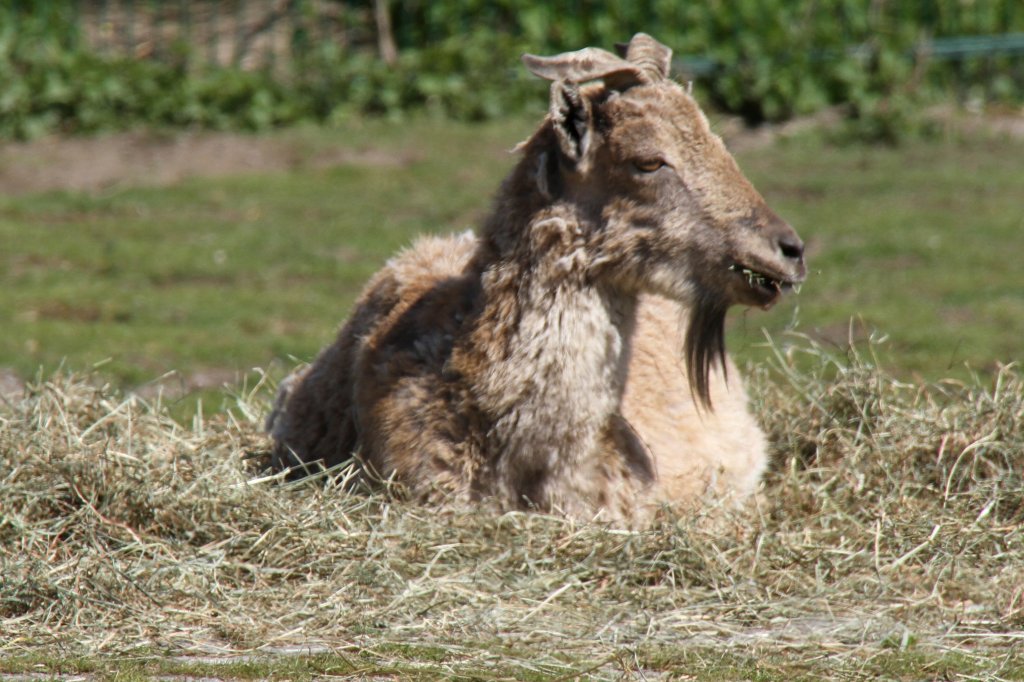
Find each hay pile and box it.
[1,339,1021,676]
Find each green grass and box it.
[0,118,530,397]
[1,118,1022,408]
[731,131,1024,379]
[3,645,1017,680]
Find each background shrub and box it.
[1,0,1023,140]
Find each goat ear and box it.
[549,80,593,166]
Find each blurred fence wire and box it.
[52,0,369,71]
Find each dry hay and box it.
[1,337,1021,676]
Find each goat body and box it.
[268,34,804,523]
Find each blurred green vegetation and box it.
[2,1,1023,140]
[1,118,1021,416]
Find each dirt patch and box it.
[0,129,414,196]
[3,109,1021,197]
[715,106,848,152]
[0,368,25,403]
[716,105,1024,152]
[131,367,246,402]
[0,122,785,197]
[0,366,246,406]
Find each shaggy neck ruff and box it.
[464,199,640,510]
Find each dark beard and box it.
[684,294,728,410]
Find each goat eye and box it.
[633,158,665,173]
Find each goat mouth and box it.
[729,264,802,308]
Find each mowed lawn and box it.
[1,117,1022,403]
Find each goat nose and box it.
[777,235,804,262]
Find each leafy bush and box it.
[1,1,1022,141]
[390,0,1024,139]
[292,31,541,122]
[0,8,541,138]
[0,5,313,138]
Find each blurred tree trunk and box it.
[374,0,397,66]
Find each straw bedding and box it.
[1,338,1021,674]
